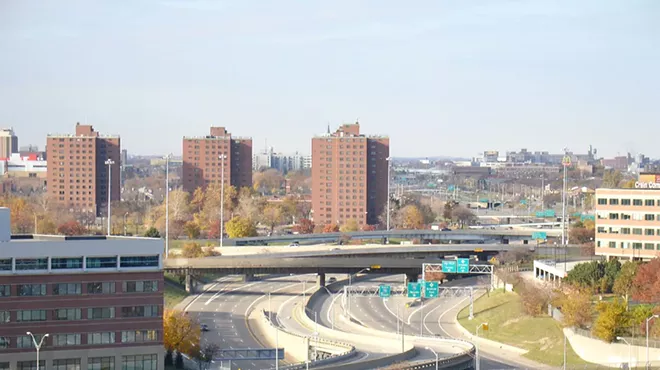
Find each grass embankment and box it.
[164,273,189,309]
[458,291,587,367]
[170,239,219,249]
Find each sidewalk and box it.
[438,293,557,370]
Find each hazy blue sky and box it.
[1,0,658,158]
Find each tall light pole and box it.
[164,154,171,258]
[561,149,571,271]
[475,322,488,370]
[617,337,632,368]
[646,314,659,369]
[105,159,115,236]
[386,157,392,232]
[425,347,439,370]
[269,292,279,370]
[219,154,227,248]
[26,332,48,370]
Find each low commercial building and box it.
[0,210,164,370]
[595,187,660,260]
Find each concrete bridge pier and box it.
[185,273,195,294]
[316,273,326,287]
[242,274,255,282]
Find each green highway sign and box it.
[457,258,470,273]
[407,282,421,298]
[424,281,439,298]
[379,284,391,298]
[532,231,547,240]
[441,260,457,273]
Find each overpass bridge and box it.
[226,228,561,246]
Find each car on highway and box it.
[328,277,337,284]
[200,324,209,332]
[441,228,452,231]
[288,242,300,247]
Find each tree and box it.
[190,343,221,370]
[632,258,660,303]
[613,261,638,307]
[56,220,87,236]
[602,259,621,294]
[293,218,314,234]
[592,299,628,342]
[442,201,457,220]
[564,261,605,290]
[621,179,636,189]
[518,281,552,316]
[362,224,377,231]
[225,216,257,238]
[253,169,285,194]
[602,170,623,188]
[261,204,284,234]
[339,219,359,233]
[36,214,57,234]
[322,224,339,233]
[557,287,592,329]
[181,243,204,258]
[451,206,476,228]
[569,226,595,245]
[398,205,424,229]
[144,227,161,238]
[183,221,201,239]
[163,309,200,354]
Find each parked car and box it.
[441,228,452,231]
[289,242,300,247]
[328,277,337,284]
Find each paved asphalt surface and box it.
[185,274,534,369]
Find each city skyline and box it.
[1,0,659,158]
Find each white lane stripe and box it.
[205,281,259,305]
[184,275,234,311]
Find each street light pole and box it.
[269,292,279,370]
[617,337,632,368]
[164,154,171,257]
[425,347,439,370]
[386,157,392,232]
[105,159,115,236]
[646,315,659,369]
[219,154,227,248]
[475,323,488,370]
[26,332,49,370]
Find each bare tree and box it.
[190,343,221,370]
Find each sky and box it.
[0,0,659,158]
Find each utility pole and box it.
[386,157,392,231]
[164,154,171,257]
[105,159,115,236]
[219,154,227,247]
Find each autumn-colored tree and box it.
[451,206,476,228]
[36,214,57,234]
[569,226,595,245]
[225,216,257,238]
[293,218,314,234]
[0,196,34,233]
[613,261,638,307]
[592,299,628,342]
[57,220,87,236]
[183,221,201,239]
[234,189,265,222]
[261,204,284,234]
[556,287,592,329]
[632,258,660,303]
[191,184,238,232]
[602,170,623,188]
[362,224,377,231]
[253,169,285,195]
[518,281,552,316]
[339,219,359,233]
[207,220,221,239]
[322,223,339,233]
[621,179,636,188]
[181,243,204,258]
[398,205,424,229]
[163,309,200,355]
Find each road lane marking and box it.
[204,281,259,305]
[184,275,234,311]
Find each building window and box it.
[633,228,643,235]
[633,199,643,206]
[53,283,82,295]
[53,359,81,370]
[18,284,46,296]
[645,229,655,236]
[122,354,157,370]
[17,310,47,322]
[88,332,115,345]
[121,305,160,318]
[608,213,619,220]
[0,311,8,323]
[609,199,619,205]
[0,285,9,297]
[644,243,655,250]
[120,256,159,268]
[621,213,631,220]
[621,228,630,235]
[55,308,81,321]
[87,282,116,294]
[645,214,655,221]
[89,357,115,370]
[17,334,46,348]
[52,334,81,347]
[51,257,83,269]
[87,257,117,269]
[0,363,7,370]
[621,199,631,205]
[123,281,158,293]
[121,330,158,343]
[87,307,115,320]
[608,241,616,248]
[633,243,643,250]
[15,258,48,271]
[645,199,655,206]
[0,259,11,271]
[17,361,45,370]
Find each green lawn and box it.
[164,281,189,309]
[458,290,589,367]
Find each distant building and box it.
[46,123,121,217]
[483,151,499,163]
[0,212,164,370]
[0,128,18,158]
[0,153,47,178]
[182,127,252,193]
[253,147,311,173]
[311,122,389,226]
[595,188,660,261]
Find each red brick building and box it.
[46,124,121,217]
[182,127,252,193]
[0,225,164,370]
[311,122,389,227]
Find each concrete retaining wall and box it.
[565,328,660,368]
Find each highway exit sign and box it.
[407,282,421,298]
[457,258,470,273]
[441,260,457,273]
[424,281,439,298]
[379,284,391,298]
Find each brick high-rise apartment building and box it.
[47,124,120,217]
[182,127,252,193]
[311,122,389,227]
